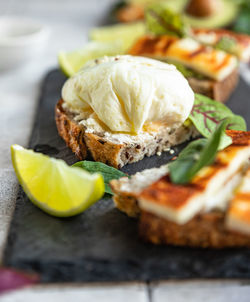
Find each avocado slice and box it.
[122,0,238,29]
[183,0,239,29]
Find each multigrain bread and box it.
[139,210,250,248]
[128,35,239,103]
[55,99,197,168]
[111,131,250,248]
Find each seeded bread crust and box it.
[55,99,123,168]
[110,182,139,217]
[139,211,250,248]
[55,99,196,168]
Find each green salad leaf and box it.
[73,161,126,195]
[169,120,229,184]
[145,3,187,37]
[168,61,205,79]
[214,36,238,55]
[233,0,250,35]
[189,94,246,149]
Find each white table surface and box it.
[1,0,250,301]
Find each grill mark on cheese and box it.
[141,175,203,210]
[129,35,236,80]
[234,193,250,202]
[213,54,231,72]
[193,28,250,48]
[188,45,207,58]
[226,130,250,145]
[139,131,250,213]
[129,36,177,56]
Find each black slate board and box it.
[4,70,250,282]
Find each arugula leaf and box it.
[145,3,187,37]
[73,161,126,195]
[169,120,229,184]
[189,94,246,148]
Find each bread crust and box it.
[110,180,140,217]
[139,211,250,248]
[55,99,88,160]
[187,68,238,103]
[55,99,124,168]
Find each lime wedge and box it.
[58,40,124,77]
[11,145,104,217]
[89,22,146,53]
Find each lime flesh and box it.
[11,145,104,217]
[58,41,123,77]
[89,22,146,53]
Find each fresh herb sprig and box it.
[169,120,229,184]
[73,161,126,195]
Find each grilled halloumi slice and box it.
[226,168,250,235]
[129,35,238,81]
[192,28,250,62]
[139,131,250,225]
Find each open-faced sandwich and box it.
[111,130,250,248]
[56,55,198,168]
[191,28,250,62]
[129,35,239,102]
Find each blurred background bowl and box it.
[0,16,49,70]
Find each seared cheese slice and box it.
[129,35,238,81]
[138,131,250,225]
[192,28,250,62]
[226,168,250,235]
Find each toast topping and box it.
[129,36,238,81]
[226,169,250,235]
[192,28,250,62]
[139,131,250,224]
[62,55,194,134]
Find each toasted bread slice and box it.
[112,131,250,247]
[139,210,250,248]
[128,35,239,102]
[55,99,197,169]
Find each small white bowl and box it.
[0,16,49,70]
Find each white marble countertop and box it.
[1,0,250,300]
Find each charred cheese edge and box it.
[192,28,250,62]
[226,168,250,235]
[129,35,238,81]
[138,131,250,225]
